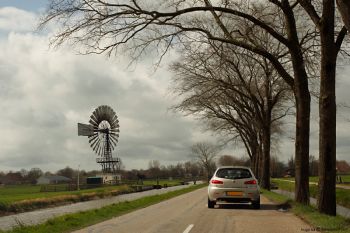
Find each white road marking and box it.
[183,224,194,233]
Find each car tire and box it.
[252,198,260,209]
[208,198,216,208]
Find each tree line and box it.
[2,156,349,185]
[39,0,350,215]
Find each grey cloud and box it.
[1,7,350,173]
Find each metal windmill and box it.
[78,105,121,174]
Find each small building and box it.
[86,174,121,185]
[37,175,72,185]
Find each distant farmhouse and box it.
[37,175,72,185]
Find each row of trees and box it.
[4,155,348,185]
[0,167,99,185]
[40,0,350,215]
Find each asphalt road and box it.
[74,187,311,233]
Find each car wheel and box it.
[252,198,260,209]
[208,198,216,208]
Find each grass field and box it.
[0,185,129,204]
[309,175,350,183]
[271,179,350,209]
[0,179,182,204]
[262,189,350,233]
[0,179,183,213]
[279,175,350,184]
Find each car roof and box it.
[216,166,251,169]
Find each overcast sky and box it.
[0,1,349,173]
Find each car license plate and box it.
[227,191,243,196]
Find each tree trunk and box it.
[294,88,310,205]
[260,73,273,190]
[258,134,264,184]
[292,61,311,205]
[318,1,337,215]
[260,91,272,190]
[260,124,271,190]
[282,1,310,204]
[290,44,311,205]
[251,145,259,178]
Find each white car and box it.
[208,166,260,209]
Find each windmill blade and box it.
[91,140,100,152]
[91,137,100,149]
[88,134,98,144]
[110,137,118,147]
[101,105,108,120]
[109,136,117,146]
[90,114,99,126]
[92,144,99,155]
[95,140,102,155]
[97,146,101,156]
[104,105,111,119]
[110,134,119,140]
[89,118,98,128]
[95,107,102,122]
[107,106,112,116]
[110,131,119,136]
[89,138,98,147]
[77,123,95,136]
[110,143,115,151]
[93,109,100,122]
[88,132,98,139]
[99,142,105,156]
[110,132,119,137]
[110,133,118,141]
[110,127,119,132]
[110,118,119,128]
[111,115,118,123]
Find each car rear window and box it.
[216,168,252,179]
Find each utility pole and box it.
[77,164,80,191]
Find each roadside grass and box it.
[271,179,350,209]
[142,179,182,186]
[262,189,350,233]
[0,184,207,233]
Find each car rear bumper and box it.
[208,186,260,202]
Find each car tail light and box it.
[244,180,257,185]
[211,180,223,184]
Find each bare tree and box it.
[172,42,291,189]
[337,0,350,30]
[270,156,287,178]
[191,142,220,182]
[218,155,249,167]
[27,168,44,184]
[218,155,236,166]
[40,0,349,212]
[148,160,161,178]
[40,0,313,204]
[56,166,75,179]
[297,0,348,215]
